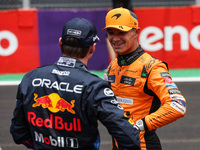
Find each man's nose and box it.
[112,35,120,41]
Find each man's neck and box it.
[117,45,145,66]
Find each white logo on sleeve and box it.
[116,96,133,105]
[104,88,114,96]
[170,102,186,114]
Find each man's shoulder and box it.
[23,64,53,78]
[140,52,168,73]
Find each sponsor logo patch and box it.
[166,83,177,89]
[32,93,75,114]
[170,102,186,114]
[32,78,83,94]
[29,112,81,132]
[67,29,81,36]
[111,13,121,19]
[170,94,186,107]
[120,76,136,86]
[146,58,158,71]
[160,72,171,78]
[52,69,70,76]
[126,70,138,73]
[163,77,177,89]
[104,88,114,96]
[128,118,134,125]
[57,57,76,68]
[110,99,123,110]
[34,131,79,148]
[116,96,133,105]
[111,99,119,104]
[171,99,186,107]
[170,94,185,100]
[168,89,181,94]
[107,75,115,83]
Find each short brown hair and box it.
[61,37,90,58]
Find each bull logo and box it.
[32,93,75,114]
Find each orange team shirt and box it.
[106,51,186,150]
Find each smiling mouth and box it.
[112,42,123,48]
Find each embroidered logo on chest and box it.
[120,76,136,86]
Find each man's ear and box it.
[136,27,140,34]
[87,43,96,61]
[88,43,96,55]
[90,43,96,54]
[59,37,62,48]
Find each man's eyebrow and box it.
[107,29,114,32]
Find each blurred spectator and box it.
[112,0,133,11]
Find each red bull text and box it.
[28,111,81,132]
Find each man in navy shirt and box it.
[10,17,140,150]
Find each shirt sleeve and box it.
[10,81,33,146]
[91,81,141,150]
[144,63,186,131]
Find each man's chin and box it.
[113,49,122,54]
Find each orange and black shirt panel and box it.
[107,46,186,150]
